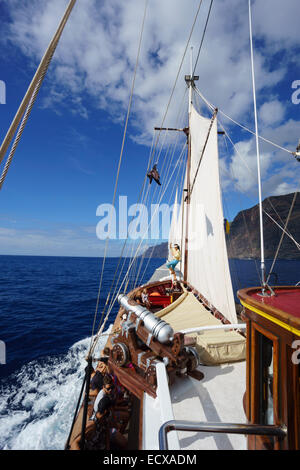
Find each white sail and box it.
[178,168,187,275]
[168,189,179,248]
[186,105,237,324]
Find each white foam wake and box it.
[0,330,111,450]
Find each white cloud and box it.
[253,0,300,51]
[259,100,285,127]
[5,1,296,132]
[227,138,272,193]
[0,223,161,257]
[221,127,300,201]
[0,224,109,257]
[0,228,17,237]
[4,0,300,199]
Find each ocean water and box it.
[0,255,299,450]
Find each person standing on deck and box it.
[166,243,181,284]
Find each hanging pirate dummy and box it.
[147,164,161,186]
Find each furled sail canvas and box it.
[185,105,237,324]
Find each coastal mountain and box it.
[142,242,169,259]
[227,192,300,259]
[142,193,300,259]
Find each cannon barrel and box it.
[117,294,174,344]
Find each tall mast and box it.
[248,0,266,293]
[188,46,193,114]
[183,47,198,282]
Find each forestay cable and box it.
[194,86,295,156]
[192,0,214,76]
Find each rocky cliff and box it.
[142,242,168,259]
[143,193,300,259]
[226,192,300,259]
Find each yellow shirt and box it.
[173,249,181,261]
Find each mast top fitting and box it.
[185,74,199,87]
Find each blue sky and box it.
[0,0,299,257]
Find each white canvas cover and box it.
[185,105,237,324]
[156,292,245,365]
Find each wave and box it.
[0,329,111,450]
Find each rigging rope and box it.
[103,103,186,316]
[147,0,204,173]
[136,143,187,286]
[90,146,186,355]
[0,0,77,188]
[193,87,300,248]
[89,0,212,354]
[97,0,203,305]
[89,131,158,352]
[265,195,296,242]
[132,92,188,286]
[138,147,187,286]
[90,118,179,346]
[192,0,214,76]
[0,51,55,189]
[194,86,296,156]
[89,0,149,352]
[266,192,299,285]
[220,120,300,260]
[90,10,197,346]
[88,0,197,344]
[264,208,300,251]
[105,137,186,322]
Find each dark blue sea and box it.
[0,255,299,449]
